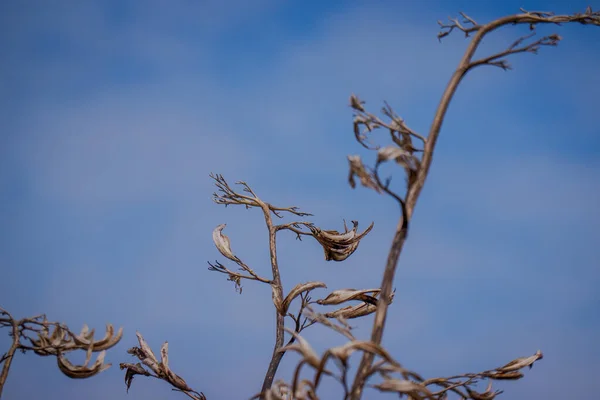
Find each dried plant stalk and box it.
[348,6,599,399]
[0,307,122,398]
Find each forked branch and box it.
[349,6,599,399]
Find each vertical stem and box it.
[260,313,285,394]
[0,319,20,399]
[260,210,286,395]
[349,26,490,400]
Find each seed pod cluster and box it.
[309,220,374,261]
[28,320,122,379]
[120,332,205,399]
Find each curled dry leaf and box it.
[278,281,327,315]
[466,381,502,400]
[317,288,380,306]
[160,342,192,391]
[129,332,161,375]
[497,350,543,372]
[119,362,151,392]
[90,324,124,350]
[309,220,374,262]
[349,93,365,112]
[212,223,238,261]
[484,370,524,380]
[323,291,395,319]
[30,322,122,358]
[348,155,381,193]
[123,332,200,397]
[374,379,433,399]
[72,324,123,351]
[56,350,110,379]
[71,324,96,347]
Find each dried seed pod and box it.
[317,288,380,306]
[374,379,433,399]
[309,220,374,261]
[497,350,543,372]
[160,342,192,391]
[212,224,238,261]
[466,381,502,400]
[89,324,123,351]
[131,332,162,375]
[324,291,395,319]
[57,350,110,379]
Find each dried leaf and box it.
[466,381,502,400]
[132,332,161,375]
[317,288,380,306]
[56,351,110,379]
[212,224,238,261]
[374,379,433,399]
[324,291,395,319]
[279,281,327,315]
[497,350,543,372]
[485,370,524,380]
[349,94,365,112]
[119,362,151,392]
[348,155,381,193]
[161,342,192,391]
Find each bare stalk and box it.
[0,313,18,398]
[260,215,286,394]
[350,8,600,399]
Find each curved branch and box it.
[349,7,600,399]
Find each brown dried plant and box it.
[119,332,207,400]
[208,173,380,395]
[3,6,597,400]
[234,6,598,400]
[0,307,122,398]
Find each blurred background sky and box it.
[1,0,599,399]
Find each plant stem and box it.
[0,318,20,399]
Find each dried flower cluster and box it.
[0,307,122,397]
[119,332,206,400]
[207,172,379,395]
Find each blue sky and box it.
[1,0,599,399]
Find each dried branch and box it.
[274,221,315,239]
[207,260,271,293]
[211,173,312,218]
[265,326,542,400]
[350,94,425,151]
[209,174,377,396]
[0,306,122,398]
[120,332,206,400]
[285,293,318,348]
[349,6,599,399]
[469,33,562,70]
